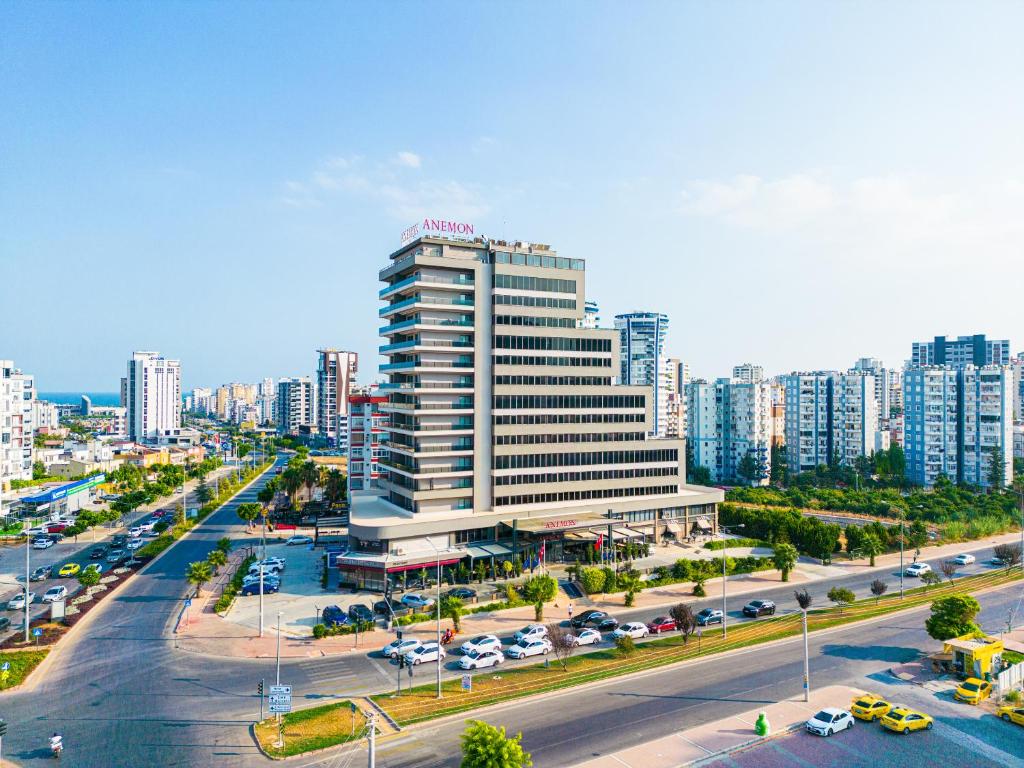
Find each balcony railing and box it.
[379,295,474,317]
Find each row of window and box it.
[494,375,612,386]
[494,432,646,447]
[490,252,584,271]
[494,485,678,507]
[494,335,610,352]
[494,295,576,309]
[495,467,678,486]
[455,527,494,544]
[494,355,611,368]
[495,315,577,328]
[494,413,645,425]
[495,394,646,409]
[495,448,679,469]
[494,274,576,294]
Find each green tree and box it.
[869,579,888,604]
[77,568,101,589]
[860,532,883,567]
[925,594,981,641]
[186,561,214,596]
[921,571,942,591]
[827,586,855,614]
[501,560,514,580]
[771,542,798,582]
[236,502,262,530]
[195,477,213,505]
[299,461,321,506]
[440,595,464,632]
[521,574,557,620]
[987,445,1006,491]
[736,453,759,485]
[207,549,227,574]
[460,720,532,768]
[322,469,348,508]
[216,537,232,554]
[770,444,788,485]
[669,603,697,644]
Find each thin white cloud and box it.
[394,151,421,169]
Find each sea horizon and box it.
[38,391,121,407]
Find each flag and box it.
[539,542,545,560]
[595,533,603,552]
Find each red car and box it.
[152,510,167,518]
[45,523,68,534]
[647,616,676,634]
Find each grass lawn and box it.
[0,649,49,690]
[255,700,367,758]
[372,567,1021,726]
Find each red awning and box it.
[386,558,462,573]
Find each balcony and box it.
[379,272,474,299]
[378,381,473,391]
[379,339,472,354]
[379,295,475,318]
[379,359,473,372]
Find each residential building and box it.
[783,373,833,473]
[190,387,212,415]
[80,394,92,416]
[32,400,59,431]
[276,377,315,436]
[348,393,389,492]
[911,335,1011,368]
[903,367,959,487]
[342,235,722,592]
[960,365,1013,488]
[1,361,35,490]
[1013,425,1024,461]
[732,363,763,384]
[615,311,671,437]
[126,351,181,443]
[1011,355,1024,423]
[831,373,880,467]
[853,357,893,420]
[316,349,359,447]
[214,386,230,419]
[769,381,786,448]
[687,377,771,485]
[578,300,600,329]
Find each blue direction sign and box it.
[32,628,42,637]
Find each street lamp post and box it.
[720,523,744,640]
[23,519,31,643]
[425,541,444,699]
[898,508,905,600]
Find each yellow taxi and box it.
[58,563,81,577]
[954,678,993,705]
[879,705,933,734]
[850,693,892,721]
[995,705,1024,726]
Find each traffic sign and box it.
[184,598,192,608]
[32,628,42,637]
[269,703,292,714]
[1,662,9,671]
[268,695,291,705]
[461,674,472,692]
[269,685,291,695]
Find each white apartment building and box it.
[347,393,389,492]
[769,381,785,447]
[853,357,893,420]
[341,234,722,592]
[190,387,212,415]
[615,312,672,437]
[1,361,35,490]
[732,363,764,384]
[687,377,771,485]
[783,373,832,473]
[832,373,880,467]
[903,367,959,487]
[316,350,358,447]
[126,351,181,443]
[1011,356,1024,423]
[276,377,315,435]
[32,399,59,431]
[578,300,600,329]
[960,365,1013,488]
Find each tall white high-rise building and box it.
[960,365,1013,488]
[1,361,35,490]
[903,367,959,487]
[911,335,1011,367]
[832,373,880,466]
[126,351,181,443]
[190,387,212,415]
[316,350,358,447]
[732,363,764,384]
[615,312,671,437]
[1011,355,1024,423]
[578,300,600,329]
[687,377,771,485]
[276,377,316,435]
[853,357,893,420]
[783,373,833,473]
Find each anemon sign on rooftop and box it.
[401,218,475,245]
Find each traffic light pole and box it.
[258,679,265,722]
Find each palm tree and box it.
[299,461,320,506]
[322,469,347,509]
[186,561,214,596]
[207,549,228,574]
[280,467,303,508]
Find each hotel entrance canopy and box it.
[510,511,613,534]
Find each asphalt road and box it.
[0,462,1018,767]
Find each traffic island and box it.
[254,700,368,759]
[0,649,49,690]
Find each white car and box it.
[459,649,503,669]
[567,628,602,647]
[42,586,68,603]
[128,526,144,538]
[248,564,282,577]
[805,707,854,736]
[513,624,548,643]
[611,622,650,640]
[460,634,501,655]
[905,562,932,577]
[84,563,104,575]
[7,592,35,610]
[506,638,552,659]
[286,535,314,546]
[405,642,446,665]
[258,557,286,570]
[401,593,435,610]
[138,521,157,532]
[242,573,280,586]
[32,538,55,550]
[126,538,145,551]
[381,638,422,659]
[950,553,975,566]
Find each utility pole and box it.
[720,523,744,640]
[899,509,905,600]
[436,550,442,699]
[802,608,810,702]
[24,519,31,643]
[367,712,376,768]
[275,611,282,727]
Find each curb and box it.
[688,722,805,767]
[1,461,275,695]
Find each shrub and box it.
[578,567,606,595]
[693,581,706,597]
[704,538,770,551]
[1004,689,1021,704]
[614,635,636,656]
[671,559,692,580]
[313,620,374,638]
[601,567,617,593]
[503,583,518,604]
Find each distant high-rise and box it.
[578,300,601,329]
[276,377,315,436]
[732,363,763,384]
[126,351,181,442]
[911,335,1010,368]
[852,357,892,420]
[316,350,358,447]
[1,360,35,489]
[615,312,671,436]
[80,394,92,416]
[687,377,771,485]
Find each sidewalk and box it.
[570,684,865,768]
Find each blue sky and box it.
[3,1,1023,390]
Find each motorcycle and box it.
[50,735,63,760]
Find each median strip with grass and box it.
[255,700,367,758]
[371,567,1022,726]
[0,650,49,690]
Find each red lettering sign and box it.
[543,519,576,530]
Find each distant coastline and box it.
[38,391,121,407]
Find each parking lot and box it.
[702,678,1024,768]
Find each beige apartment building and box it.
[341,234,723,592]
